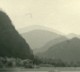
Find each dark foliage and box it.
[33,56,80,67]
[0,11,33,59]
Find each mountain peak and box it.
[37,34,80,63]
[70,37,80,42]
[67,33,80,39]
[18,25,64,35]
[21,28,63,49]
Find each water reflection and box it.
[0,71,48,72]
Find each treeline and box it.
[33,56,80,67]
[1,56,80,68]
[0,57,34,68]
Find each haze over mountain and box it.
[67,33,80,39]
[34,36,67,54]
[21,26,64,49]
[18,22,80,63]
[37,37,80,63]
[18,25,64,35]
[0,11,33,59]
[20,25,80,53]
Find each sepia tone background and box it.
[0,0,80,35]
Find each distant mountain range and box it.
[19,25,80,63]
[18,25,64,35]
[33,36,67,54]
[21,26,64,49]
[37,37,80,63]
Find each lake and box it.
[1,67,80,72]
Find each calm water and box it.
[1,67,80,72]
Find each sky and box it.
[0,0,80,35]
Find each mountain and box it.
[37,37,80,63]
[21,29,63,49]
[18,25,64,35]
[0,11,33,59]
[67,33,80,39]
[33,36,67,54]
